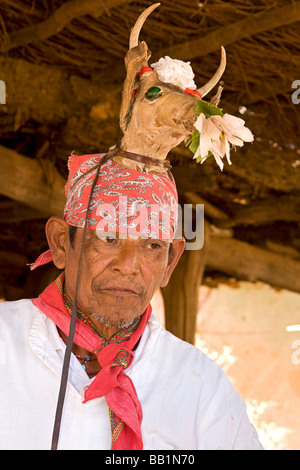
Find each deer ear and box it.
[120,3,160,132]
[119,41,150,132]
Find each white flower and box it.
[193,113,254,170]
[151,56,197,91]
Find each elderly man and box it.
[0,151,262,450]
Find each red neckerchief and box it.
[32,274,152,450]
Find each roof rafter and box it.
[1,0,131,53]
[154,1,300,61]
[94,2,300,84]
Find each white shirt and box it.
[0,299,263,450]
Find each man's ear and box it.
[160,237,186,288]
[45,216,69,270]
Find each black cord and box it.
[50,149,117,450]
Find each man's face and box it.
[56,225,184,338]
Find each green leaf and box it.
[196,150,212,163]
[185,130,200,154]
[186,131,213,163]
[195,99,224,118]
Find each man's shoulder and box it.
[0,299,38,332]
[0,298,34,314]
[147,315,224,378]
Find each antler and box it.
[119,3,160,132]
[129,3,161,49]
[197,46,226,98]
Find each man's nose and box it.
[111,242,140,275]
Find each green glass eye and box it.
[145,86,162,100]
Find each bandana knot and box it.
[32,274,151,449]
[95,342,134,370]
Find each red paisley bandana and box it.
[32,274,151,450]
[30,153,178,270]
[65,154,177,235]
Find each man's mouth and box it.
[93,283,143,297]
[101,287,140,297]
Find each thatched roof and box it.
[0,0,300,303]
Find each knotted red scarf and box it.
[32,274,152,450]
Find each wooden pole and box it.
[161,221,210,344]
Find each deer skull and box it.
[116,3,227,172]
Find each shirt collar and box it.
[29,307,93,395]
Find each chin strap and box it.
[50,149,117,450]
[114,148,172,170]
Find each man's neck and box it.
[57,327,100,378]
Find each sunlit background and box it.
[152,281,300,450]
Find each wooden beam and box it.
[0,144,65,216]
[0,57,120,126]
[0,199,48,222]
[1,0,131,53]
[0,56,123,154]
[154,2,300,62]
[185,192,300,228]
[206,235,300,294]
[161,221,210,344]
[0,57,77,124]
[94,3,300,92]
[213,194,300,228]
[184,192,229,222]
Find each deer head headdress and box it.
[114,3,253,173]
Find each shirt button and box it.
[81,385,89,395]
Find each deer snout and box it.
[154,94,197,133]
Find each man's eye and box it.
[145,86,162,100]
[98,235,117,244]
[105,236,117,243]
[145,242,162,250]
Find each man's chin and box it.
[88,293,147,328]
[89,309,140,331]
